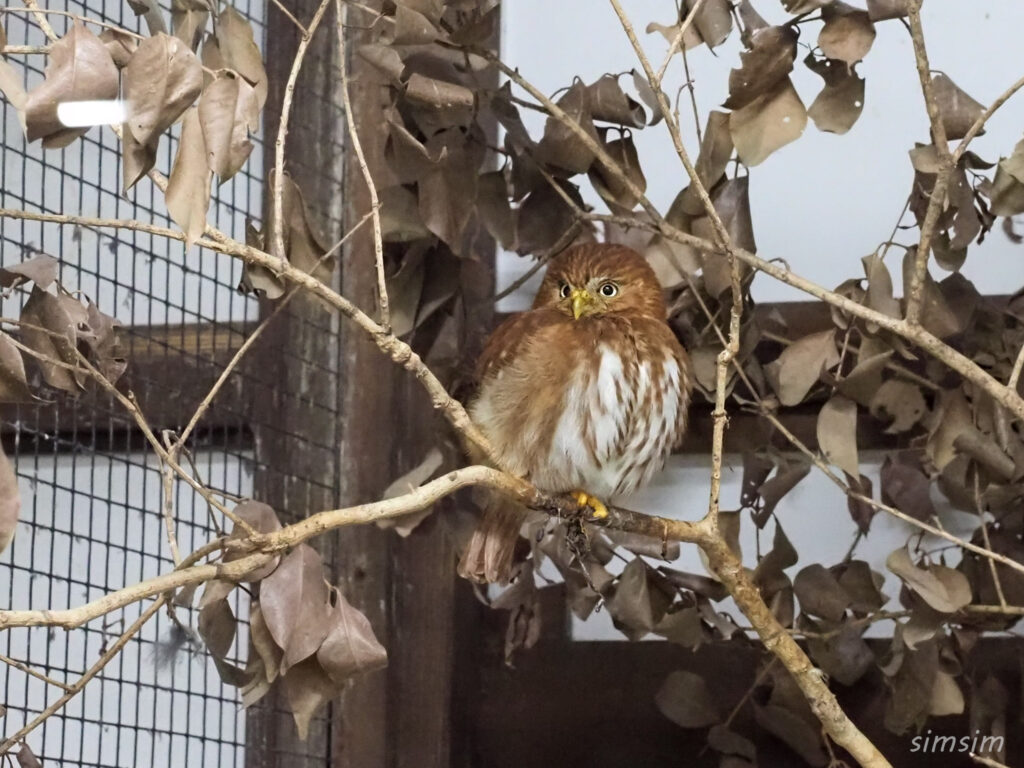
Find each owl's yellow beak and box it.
[570,288,592,320]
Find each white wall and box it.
[498,0,1024,309]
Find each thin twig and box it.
[755,403,1024,577]
[952,72,1024,162]
[1008,342,1024,391]
[269,0,307,34]
[336,0,390,330]
[0,652,73,692]
[4,5,147,40]
[0,44,48,54]
[0,597,164,755]
[654,0,703,84]
[270,0,333,263]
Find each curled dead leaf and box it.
[729,78,807,166]
[124,32,203,148]
[166,107,212,247]
[25,22,119,148]
[198,71,259,183]
[260,545,332,673]
[0,445,19,555]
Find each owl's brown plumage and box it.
[459,243,693,583]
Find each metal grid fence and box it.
[0,0,345,764]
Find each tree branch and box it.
[904,1,951,326]
[336,0,390,330]
[0,465,702,630]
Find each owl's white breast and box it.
[542,344,688,499]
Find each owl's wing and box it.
[475,307,567,382]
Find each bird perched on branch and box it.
[459,243,693,583]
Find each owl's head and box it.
[533,243,667,321]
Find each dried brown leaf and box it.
[929,670,964,716]
[20,287,85,393]
[198,71,258,183]
[536,80,599,174]
[764,330,839,406]
[655,670,721,728]
[210,7,267,109]
[724,25,797,111]
[867,0,910,20]
[514,181,581,256]
[82,302,126,384]
[0,254,58,290]
[25,22,118,148]
[0,58,28,132]
[198,597,236,658]
[475,171,514,248]
[249,601,282,683]
[794,563,850,622]
[376,447,444,536]
[931,73,984,142]
[264,170,333,281]
[818,2,876,64]
[605,557,660,640]
[126,0,167,35]
[806,620,874,685]
[171,0,209,51]
[654,607,705,649]
[316,587,388,683]
[0,445,19,555]
[817,395,859,478]
[880,457,935,521]
[124,33,203,147]
[870,379,926,433]
[886,546,971,613]
[166,107,212,247]
[0,332,33,404]
[122,128,158,194]
[282,657,342,740]
[805,55,865,134]
[224,499,282,581]
[729,77,807,166]
[260,545,332,673]
[689,0,733,49]
[589,129,646,212]
[836,560,886,613]
[15,742,42,768]
[98,29,138,68]
[586,74,646,127]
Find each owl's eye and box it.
[599,282,619,297]
[559,283,572,299]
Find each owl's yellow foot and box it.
[571,490,609,520]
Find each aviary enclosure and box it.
[0,0,1023,766]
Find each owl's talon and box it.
[571,490,609,520]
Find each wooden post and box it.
[246,0,345,764]
[249,2,496,766]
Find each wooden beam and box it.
[475,596,1024,768]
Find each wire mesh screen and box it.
[0,0,345,764]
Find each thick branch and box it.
[904,1,951,325]
[0,466,702,630]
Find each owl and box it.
[459,243,693,583]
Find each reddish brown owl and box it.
[459,243,692,583]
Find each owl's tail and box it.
[457,495,527,585]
